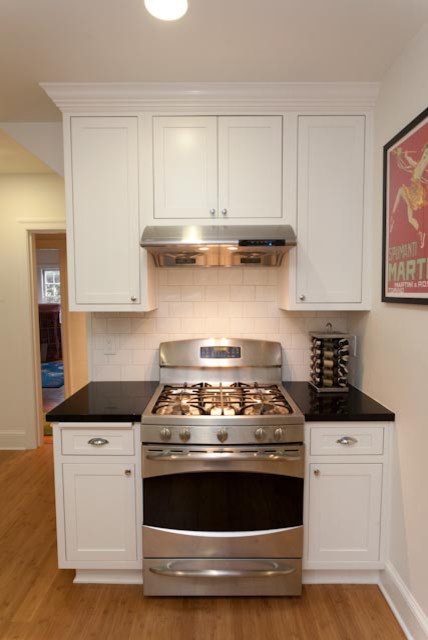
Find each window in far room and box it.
[42,269,61,302]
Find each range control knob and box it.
[254,428,266,442]
[274,427,285,442]
[179,427,191,443]
[160,428,171,442]
[217,428,228,443]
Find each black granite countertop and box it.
[46,381,159,423]
[47,380,394,423]
[283,382,395,422]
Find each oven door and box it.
[142,444,304,559]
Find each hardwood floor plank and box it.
[0,446,405,640]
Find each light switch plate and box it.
[104,335,116,355]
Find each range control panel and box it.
[200,346,241,359]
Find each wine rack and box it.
[309,331,350,393]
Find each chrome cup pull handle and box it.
[336,436,358,446]
[88,437,109,446]
[150,560,296,579]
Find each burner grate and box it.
[152,383,292,417]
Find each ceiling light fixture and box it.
[144,0,188,21]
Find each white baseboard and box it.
[74,569,143,584]
[303,569,380,584]
[379,563,428,640]
[0,430,27,449]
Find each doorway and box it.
[32,233,88,442]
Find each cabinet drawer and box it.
[61,429,135,456]
[310,425,384,456]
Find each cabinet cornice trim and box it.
[41,82,379,113]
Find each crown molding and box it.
[41,82,379,113]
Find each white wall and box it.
[0,175,65,448]
[349,21,428,635]
[90,267,348,382]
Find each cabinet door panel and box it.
[218,116,283,219]
[63,463,137,562]
[70,117,140,304]
[308,463,382,562]
[153,116,217,219]
[297,116,365,303]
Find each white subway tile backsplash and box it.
[106,318,131,334]
[133,349,158,365]
[94,364,122,381]
[205,285,230,302]
[130,318,157,333]
[255,286,277,302]
[107,350,133,365]
[205,317,230,334]
[169,302,194,318]
[181,286,204,301]
[230,286,256,301]
[167,270,193,286]
[193,302,218,317]
[217,269,243,285]
[253,318,280,333]
[193,270,218,285]
[90,268,348,383]
[159,286,181,302]
[118,333,145,349]
[91,318,107,334]
[156,317,181,333]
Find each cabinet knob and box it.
[314,469,320,476]
[299,294,306,301]
[336,436,358,446]
[88,438,109,446]
[221,208,228,216]
[209,208,216,216]
[131,296,137,302]
[124,469,132,476]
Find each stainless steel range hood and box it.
[141,225,296,267]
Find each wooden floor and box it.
[0,445,405,640]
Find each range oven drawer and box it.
[144,558,302,596]
[143,525,303,558]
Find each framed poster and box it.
[383,106,428,303]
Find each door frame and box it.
[21,218,86,447]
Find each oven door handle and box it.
[145,451,302,462]
[149,560,296,578]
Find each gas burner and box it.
[152,383,293,417]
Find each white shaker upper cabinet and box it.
[296,115,366,305]
[153,116,218,219]
[218,116,283,219]
[69,117,140,306]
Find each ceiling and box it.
[0,129,53,173]
[1,0,428,121]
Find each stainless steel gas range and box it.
[141,338,305,597]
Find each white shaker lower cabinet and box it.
[53,423,142,582]
[62,463,137,562]
[281,114,371,310]
[65,116,155,312]
[307,463,382,563]
[304,422,390,571]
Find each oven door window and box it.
[144,472,303,532]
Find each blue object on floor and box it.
[41,361,64,388]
